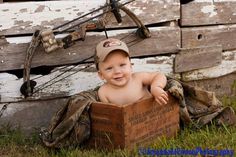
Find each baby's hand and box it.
[151,86,169,105]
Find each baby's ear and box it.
[98,71,104,80]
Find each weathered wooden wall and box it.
[0,0,180,35]
[178,0,236,83]
[0,0,180,71]
[0,0,236,134]
[181,1,236,26]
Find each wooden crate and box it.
[86,95,179,149]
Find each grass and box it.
[0,96,235,157]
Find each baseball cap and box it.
[94,38,129,65]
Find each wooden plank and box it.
[174,46,222,73]
[181,1,236,26]
[0,56,180,103]
[0,0,180,36]
[0,26,180,71]
[0,98,68,134]
[182,24,236,51]
[181,51,236,81]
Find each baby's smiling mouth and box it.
[114,77,123,81]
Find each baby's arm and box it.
[98,86,109,103]
[138,72,168,105]
[150,72,168,105]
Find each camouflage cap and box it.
[94,38,129,64]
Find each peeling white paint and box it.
[0,1,106,31]
[1,0,180,35]
[0,73,18,81]
[223,50,235,60]
[132,55,178,78]
[201,5,217,18]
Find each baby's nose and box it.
[113,67,122,73]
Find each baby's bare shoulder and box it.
[98,84,107,93]
[98,84,109,102]
[132,72,151,79]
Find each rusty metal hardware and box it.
[110,0,122,23]
[21,30,41,97]
[41,29,61,53]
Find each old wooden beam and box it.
[181,1,236,26]
[181,51,236,81]
[0,55,180,103]
[0,27,180,71]
[174,46,222,73]
[182,24,236,51]
[0,0,180,36]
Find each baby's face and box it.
[98,50,132,88]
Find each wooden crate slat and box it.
[123,96,179,148]
[88,102,125,149]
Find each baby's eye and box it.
[120,63,126,67]
[105,67,112,71]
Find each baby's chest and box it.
[109,85,150,105]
